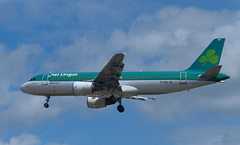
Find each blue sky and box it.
[1,0,240,145]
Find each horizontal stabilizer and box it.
[199,65,222,80]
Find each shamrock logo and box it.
[199,49,219,66]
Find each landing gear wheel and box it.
[44,103,49,108]
[117,105,124,113]
[44,95,50,108]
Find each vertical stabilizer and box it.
[186,38,225,72]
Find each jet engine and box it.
[73,82,102,96]
[87,97,116,109]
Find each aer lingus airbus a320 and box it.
[21,38,229,112]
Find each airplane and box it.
[20,38,230,113]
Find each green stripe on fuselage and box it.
[29,71,229,82]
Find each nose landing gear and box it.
[44,95,50,108]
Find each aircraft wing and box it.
[94,52,125,92]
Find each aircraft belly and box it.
[49,81,74,95]
[120,80,214,95]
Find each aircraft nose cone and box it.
[20,82,29,94]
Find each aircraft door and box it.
[42,74,49,85]
[180,72,187,84]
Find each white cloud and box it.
[0,44,65,127]
[136,88,240,123]
[0,43,94,128]
[0,133,40,145]
[0,133,68,145]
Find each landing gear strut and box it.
[44,95,50,108]
[108,95,125,113]
[109,95,117,104]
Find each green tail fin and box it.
[186,38,225,72]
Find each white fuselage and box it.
[20,80,214,98]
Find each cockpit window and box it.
[29,78,36,81]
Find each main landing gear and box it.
[117,98,124,113]
[109,95,125,113]
[117,104,124,113]
[44,95,50,108]
[43,95,125,112]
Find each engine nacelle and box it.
[87,97,116,109]
[87,97,106,108]
[73,82,94,96]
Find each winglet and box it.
[122,51,127,56]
